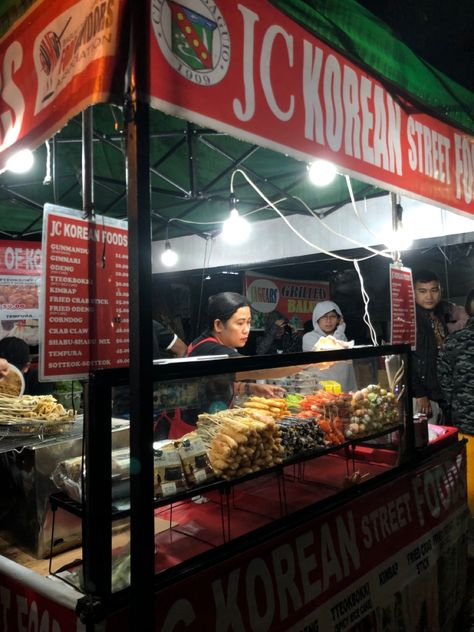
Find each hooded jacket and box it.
[302,301,347,352]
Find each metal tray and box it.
[0,418,76,437]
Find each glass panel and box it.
[54,348,410,592]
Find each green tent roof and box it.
[0,0,472,240]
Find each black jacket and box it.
[438,316,474,431]
[256,312,301,355]
[411,304,446,401]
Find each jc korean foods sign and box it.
[40,204,129,380]
[150,0,474,216]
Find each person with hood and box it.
[256,311,301,355]
[302,300,357,392]
[302,300,347,352]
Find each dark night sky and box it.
[357,0,474,91]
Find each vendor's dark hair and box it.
[0,336,30,370]
[466,289,474,317]
[207,292,250,330]
[413,269,440,285]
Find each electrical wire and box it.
[231,168,385,344]
[344,175,383,242]
[152,211,229,228]
[289,195,392,259]
[230,168,391,263]
[353,259,379,346]
[231,193,395,261]
[156,168,396,345]
[391,359,406,402]
[440,209,451,299]
[196,236,214,334]
[43,140,52,185]
[238,193,393,258]
[154,179,393,262]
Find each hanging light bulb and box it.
[6,148,34,173]
[161,241,178,267]
[384,227,413,251]
[222,194,251,244]
[308,159,337,186]
[384,202,413,251]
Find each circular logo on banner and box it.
[246,279,279,313]
[152,0,230,86]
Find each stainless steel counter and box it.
[0,418,130,559]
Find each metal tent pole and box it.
[82,106,114,607]
[126,1,155,629]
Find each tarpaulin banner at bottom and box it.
[0,556,80,631]
[105,441,467,631]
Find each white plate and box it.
[0,363,25,396]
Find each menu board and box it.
[389,264,416,349]
[0,240,42,344]
[40,204,129,380]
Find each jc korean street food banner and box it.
[40,203,129,380]
[104,440,467,631]
[1,0,473,208]
[244,271,329,329]
[149,0,474,216]
[0,240,41,343]
[0,0,126,172]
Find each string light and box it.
[308,159,337,186]
[221,193,251,243]
[383,227,413,251]
[6,148,34,173]
[160,240,178,267]
[384,202,413,251]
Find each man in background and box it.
[113,321,186,419]
[153,320,186,358]
[0,336,53,395]
[256,311,301,355]
[438,289,474,512]
[412,269,446,421]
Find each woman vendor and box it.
[186,292,313,415]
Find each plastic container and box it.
[319,380,342,394]
[413,413,429,448]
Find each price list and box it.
[40,205,130,380]
[389,264,416,349]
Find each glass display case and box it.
[49,344,415,607]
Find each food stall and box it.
[0,0,473,630]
